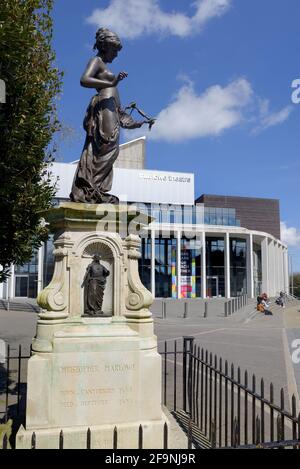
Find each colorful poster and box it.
[181,248,196,298]
[171,246,177,299]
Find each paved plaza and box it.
[153,298,300,407]
[1,297,300,408]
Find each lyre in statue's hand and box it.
[124,102,156,131]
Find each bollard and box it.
[225,302,228,318]
[184,302,188,319]
[204,302,208,318]
[162,301,167,319]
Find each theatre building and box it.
[0,138,289,301]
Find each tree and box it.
[0,0,63,282]
[292,273,300,298]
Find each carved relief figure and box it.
[83,255,110,316]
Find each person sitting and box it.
[261,298,273,315]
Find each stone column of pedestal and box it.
[225,232,231,299]
[246,233,254,299]
[151,229,156,298]
[261,237,269,295]
[176,230,181,299]
[201,232,206,299]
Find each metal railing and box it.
[1,338,300,449]
[161,337,300,449]
[1,423,170,450]
[0,345,31,425]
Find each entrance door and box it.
[206,276,219,298]
[15,276,29,298]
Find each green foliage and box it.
[0,0,63,282]
[292,273,300,298]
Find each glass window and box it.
[154,237,177,298]
[138,238,152,292]
[15,277,28,297]
[230,238,247,296]
[206,237,225,297]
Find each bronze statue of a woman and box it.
[83,255,110,316]
[70,28,154,204]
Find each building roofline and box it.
[70,137,146,165]
[197,194,280,203]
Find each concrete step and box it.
[0,299,39,313]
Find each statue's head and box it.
[93,254,101,263]
[94,28,122,63]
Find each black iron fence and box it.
[0,345,31,424]
[2,423,170,450]
[160,337,300,449]
[1,338,300,449]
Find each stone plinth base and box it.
[17,419,164,450]
[16,410,187,449]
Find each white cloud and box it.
[253,99,293,133]
[126,77,253,142]
[86,0,232,39]
[261,106,293,129]
[281,222,300,248]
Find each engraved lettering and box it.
[59,365,99,374]
[105,363,135,373]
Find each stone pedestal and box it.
[16,203,185,449]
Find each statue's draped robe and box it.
[83,262,110,316]
[70,90,140,204]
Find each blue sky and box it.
[52,0,300,271]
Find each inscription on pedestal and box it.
[53,354,139,425]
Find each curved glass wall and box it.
[135,203,240,227]
[230,238,247,297]
[138,238,152,293]
[206,238,225,297]
[253,243,262,297]
[14,251,39,298]
[155,237,177,298]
